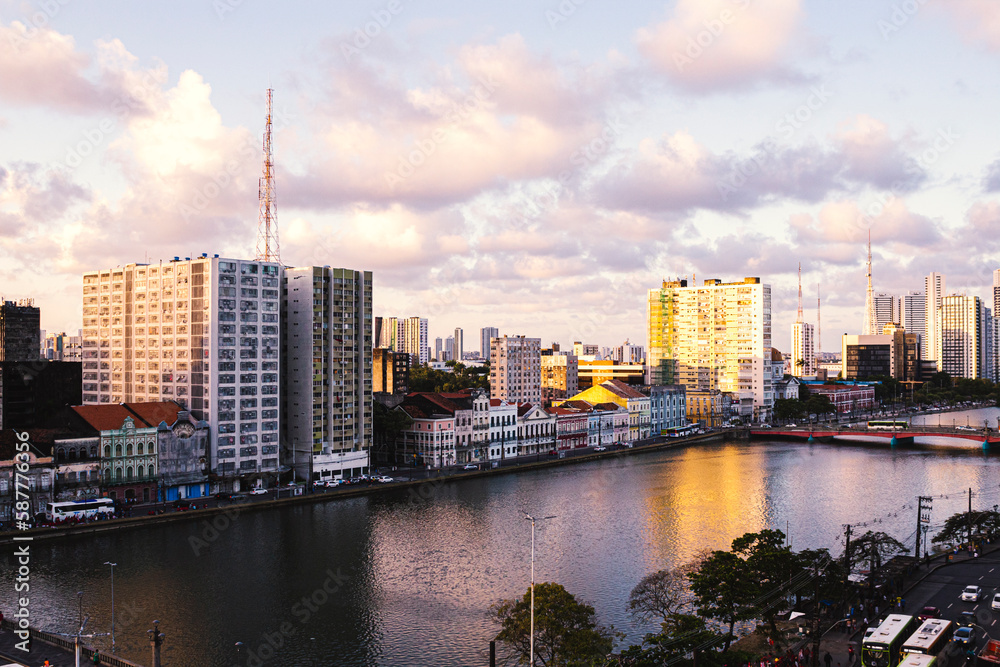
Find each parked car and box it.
[962,585,982,602]
[374,475,394,483]
[992,593,1000,611]
[173,499,191,510]
[917,606,941,621]
[250,488,268,496]
[326,479,344,487]
[214,491,233,501]
[594,445,607,452]
[462,464,478,470]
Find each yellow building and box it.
[557,379,651,440]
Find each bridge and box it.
[750,425,1000,449]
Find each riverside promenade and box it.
[0,618,145,667]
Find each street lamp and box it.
[523,512,556,666]
[104,561,117,653]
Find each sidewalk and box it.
[0,628,83,667]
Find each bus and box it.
[863,614,917,667]
[902,619,952,656]
[868,420,909,431]
[663,425,697,438]
[898,654,936,667]
[45,498,115,523]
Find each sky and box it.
[2,0,1000,355]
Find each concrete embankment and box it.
[0,431,726,548]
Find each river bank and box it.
[0,431,724,547]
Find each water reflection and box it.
[3,416,1000,666]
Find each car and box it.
[962,585,982,602]
[594,446,606,452]
[957,611,977,627]
[917,606,941,621]
[462,464,478,470]
[250,488,268,496]
[992,593,1000,611]
[349,476,367,485]
[787,423,797,427]
[954,626,975,646]
[173,499,191,510]
[326,479,344,487]
[214,491,233,501]
[374,475,394,483]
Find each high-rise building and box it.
[902,291,925,345]
[924,272,945,362]
[993,270,1000,382]
[434,337,443,361]
[454,327,464,361]
[489,335,541,404]
[873,293,900,332]
[444,336,454,361]
[282,266,373,482]
[790,322,815,376]
[647,277,772,420]
[481,327,498,361]
[82,257,283,483]
[373,347,409,394]
[937,294,988,379]
[0,299,40,362]
[573,342,600,359]
[402,317,429,364]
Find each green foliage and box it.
[408,361,489,393]
[803,394,835,416]
[490,582,617,666]
[616,614,722,667]
[773,399,804,421]
[932,510,1000,545]
[688,549,753,650]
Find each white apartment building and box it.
[82,256,282,483]
[873,293,900,332]
[402,316,429,364]
[282,266,372,483]
[454,328,464,361]
[647,277,773,421]
[937,294,988,379]
[489,335,542,405]
[790,321,815,377]
[902,291,925,344]
[924,272,945,362]
[487,398,518,461]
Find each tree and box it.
[773,399,804,422]
[617,613,723,667]
[627,566,695,627]
[803,394,836,419]
[688,550,754,650]
[490,582,617,666]
[846,531,908,573]
[730,529,800,638]
[932,509,1000,546]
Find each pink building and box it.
[807,384,875,414]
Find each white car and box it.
[594,445,607,452]
[374,475,394,483]
[961,585,982,602]
[992,593,1000,611]
[249,488,268,496]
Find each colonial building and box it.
[560,379,652,440]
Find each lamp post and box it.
[104,561,117,653]
[523,512,556,666]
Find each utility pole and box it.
[916,497,932,563]
[968,488,974,547]
[843,524,852,586]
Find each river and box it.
[4,407,1000,666]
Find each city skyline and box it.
[2,1,1000,349]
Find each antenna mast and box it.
[256,88,280,263]
[863,230,875,335]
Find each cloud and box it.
[0,21,162,114]
[636,0,805,92]
[789,198,942,250]
[935,1,1000,51]
[835,115,924,192]
[983,159,1000,192]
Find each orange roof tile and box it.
[124,401,185,428]
[71,404,150,432]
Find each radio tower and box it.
[256,88,280,263]
[863,230,875,335]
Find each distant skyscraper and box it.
[992,270,1000,381]
[791,322,815,376]
[873,293,899,332]
[444,336,454,361]
[937,294,987,379]
[902,291,925,340]
[0,299,40,362]
[402,317,428,364]
[435,337,443,360]
[454,327,464,361]
[924,273,946,362]
[481,327,498,361]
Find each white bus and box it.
[902,619,952,656]
[863,614,917,667]
[45,498,115,523]
[898,654,936,667]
